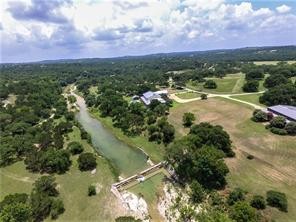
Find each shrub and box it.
[50,199,64,219]
[115,216,141,222]
[247,154,254,160]
[183,112,196,127]
[204,80,217,89]
[227,188,245,206]
[270,116,286,129]
[88,185,96,196]
[251,110,268,122]
[190,180,205,203]
[285,121,296,135]
[250,195,266,210]
[67,142,84,155]
[270,127,288,135]
[230,201,258,222]
[201,94,208,100]
[78,153,97,171]
[266,190,288,212]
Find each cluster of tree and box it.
[0,176,65,221]
[259,83,296,106]
[182,112,196,127]
[166,122,233,190]
[0,79,72,169]
[203,80,217,89]
[252,110,296,136]
[147,117,175,145]
[242,68,265,92]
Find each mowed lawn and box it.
[0,126,127,222]
[175,92,201,99]
[230,93,265,107]
[168,98,296,222]
[187,73,246,94]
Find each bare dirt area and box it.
[168,97,296,221]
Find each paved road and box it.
[170,87,265,109]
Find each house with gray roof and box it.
[267,105,296,121]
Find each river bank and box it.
[89,108,165,164]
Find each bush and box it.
[67,142,84,155]
[50,199,64,219]
[204,80,217,89]
[270,127,288,135]
[190,180,205,203]
[227,188,245,205]
[115,216,141,222]
[270,116,286,129]
[183,112,196,127]
[88,185,96,196]
[250,195,266,210]
[266,190,288,212]
[251,110,268,122]
[78,153,97,171]
[285,121,296,135]
[247,154,254,160]
[230,201,258,222]
[201,94,207,100]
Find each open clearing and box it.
[0,126,128,222]
[187,73,267,94]
[230,93,265,107]
[253,61,296,65]
[175,92,201,99]
[168,97,296,222]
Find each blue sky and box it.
[1,0,295,63]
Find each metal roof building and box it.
[140,91,166,106]
[267,105,296,121]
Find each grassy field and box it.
[230,93,265,107]
[253,61,296,65]
[129,174,165,221]
[175,92,201,99]
[186,73,268,94]
[90,109,165,163]
[168,97,296,222]
[0,126,128,222]
[186,73,246,94]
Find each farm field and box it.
[175,92,201,99]
[0,126,126,222]
[168,97,296,222]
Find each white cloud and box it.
[0,0,295,62]
[276,4,291,14]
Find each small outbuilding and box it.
[267,105,296,121]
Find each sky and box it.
[0,0,296,63]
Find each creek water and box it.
[75,94,148,177]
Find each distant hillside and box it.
[31,45,296,64]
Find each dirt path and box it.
[170,87,265,109]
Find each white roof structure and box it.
[140,91,166,105]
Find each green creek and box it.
[75,94,149,177]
